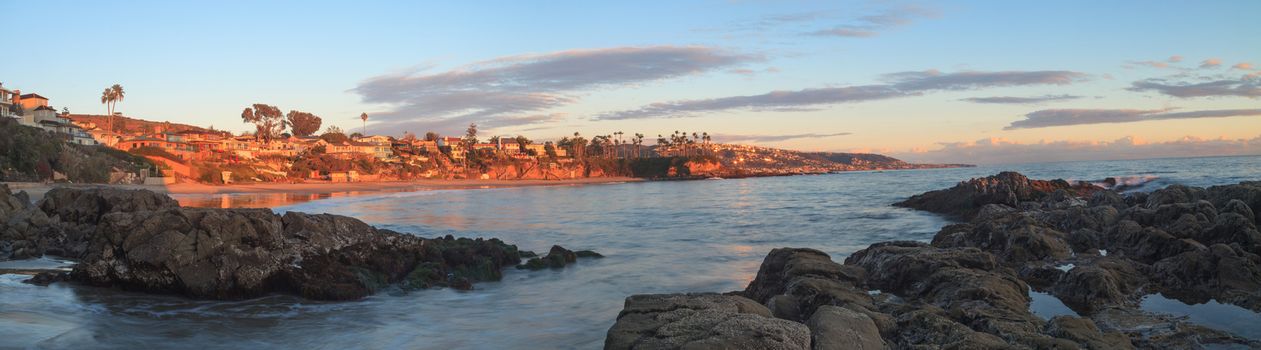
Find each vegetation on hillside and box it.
[0,118,153,182]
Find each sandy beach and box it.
[3,177,643,203]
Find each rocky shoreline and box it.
[606,172,1261,349]
[0,184,597,300]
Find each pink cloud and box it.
[1233,62,1255,70]
[895,135,1261,164]
[1168,55,1183,63]
[1201,58,1223,69]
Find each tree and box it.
[515,135,530,153]
[360,112,369,135]
[424,132,439,141]
[544,141,558,158]
[286,110,322,137]
[350,132,364,139]
[100,87,117,133]
[324,125,344,135]
[240,103,286,143]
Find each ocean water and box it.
[2,155,1259,349]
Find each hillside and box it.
[0,118,154,183]
[67,114,216,134]
[701,143,969,175]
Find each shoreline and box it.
[3,177,644,201]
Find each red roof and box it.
[20,93,48,100]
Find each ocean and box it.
[2,155,1259,349]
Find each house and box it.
[117,135,196,158]
[353,135,394,159]
[524,144,547,156]
[0,84,15,118]
[437,137,466,159]
[15,92,49,111]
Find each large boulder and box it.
[605,293,811,350]
[894,171,1101,220]
[0,184,59,261]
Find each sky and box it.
[3,0,1259,164]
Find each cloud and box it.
[808,5,937,38]
[960,95,1082,104]
[713,132,852,143]
[883,70,1088,91]
[596,69,1088,120]
[1233,62,1255,70]
[1201,58,1223,69]
[1005,108,1261,129]
[596,85,913,120]
[1128,77,1261,98]
[1169,55,1183,63]
[353,46,760,134]
[895,135,1261,165]
[1129,60,1170,69]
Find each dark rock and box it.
[1144,185,1206,208]
[1044,316,1135,350]
[604,293,810,350]
[894,171,1102,220]
[575,250,604,258]
[1050,258,1147,313]
[0,188,527,301]
[517,245,589,270]
[1151,244,1261,311]
[22,271,71,286]
[931,215,1072,265]
[1104,220,1205,264]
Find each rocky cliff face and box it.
[607,174,1261,349]
[0,185,531,300]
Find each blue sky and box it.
[4,0,1259,163]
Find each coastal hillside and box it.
[0,118,154,183]
[700,143,969,175]
[66,114,219,135]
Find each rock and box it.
[931,215,1073,265]
[1050,258,1147,313]
[1044,316,1135,350]
[605,293,810,350]
[805,305,886,350]
[1,187,527,300]
[741,248,875,323]
[22,271,71,286]
[1144,184,1206,208]
[1150,244,1261,311]
[1104,220,1205,264]
[1091,308,1261,349]
[1207,181,1261,221]
[893,171,1101,220]
[517,245,599,270]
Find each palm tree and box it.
[360,112,369,135]
[100,88,115,133]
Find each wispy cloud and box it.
[1128,60,1172,69]
[896,135,1261,165]
[884,70,1087,90]
[808,5,937,38]
[597,70,1087,120]
[960,94,1082,104]
[1169,55,1183,63]
[1233,62,1255,70]
[713,132,852,143]
[1128,77,1261,98]
[353,46,761,133]
[1201,58,1223,69]
[1005,108,1261,130]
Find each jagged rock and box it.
[932,215,1073,265]
[1050,258,1147,313]
[893,171,1101,220]
[1151,244,1261,311]
[740,248,877,326]
[1144,184,1206,208]
[604,293,810,350]
[1208,182,1261,223]
[1104,220,1205,264]
[805,305,886,350]
[1091,308,1261,349]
